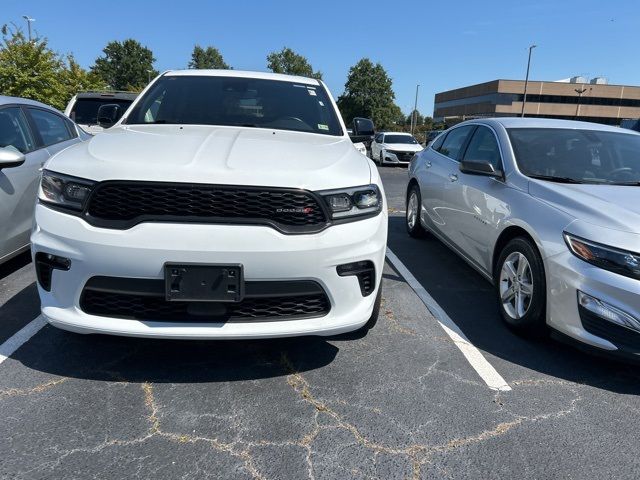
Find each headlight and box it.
[320,184,383,220]
[564,233,640,280]
[38,170,95,211]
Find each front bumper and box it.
[31,204,387,339]
[546,250,640,356]
[382,150,417,164]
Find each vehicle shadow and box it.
[0,282,40,342]
[12,321,339,384]
[386,216,640,395]
[0,251,31,281]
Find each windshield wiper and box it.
[527,174,582,184]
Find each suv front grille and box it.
[80,277,331,323]
[85,181,329,233]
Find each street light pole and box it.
[411,84,420,135]
[521,44,537,117]
[22,15,35,41]
[574,87,588,119]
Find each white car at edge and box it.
[371,131,422,165]
[32,70,388,339]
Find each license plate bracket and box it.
[164,263,244,302]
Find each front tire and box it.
[406,184,427,238]
[495,237,547,337]
[379,149,385,164]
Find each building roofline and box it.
[436,78,640,95]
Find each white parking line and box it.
[0,316,47,366]
[386,248,511,392]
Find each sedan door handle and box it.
[449,174,458,182]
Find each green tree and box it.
[91,39,157,91]
[336,58,400,129]
[266,47,321,79]
[0,25,104,110]
[60,55,107,96]
[406,109,424,127]
[0,26,68,109]
[188,45,230,69]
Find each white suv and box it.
[32,70,388,339]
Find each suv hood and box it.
[529,180,640,233]
[48,125,371,190]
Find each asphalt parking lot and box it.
[2,165,640,479]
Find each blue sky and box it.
[3,0,639,116]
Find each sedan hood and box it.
[384,143,422,152]
[529,180,640,233]
[47,125,371,191]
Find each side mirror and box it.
[459,159,503,178]
[0,148,26,170]
[96,104,122,128]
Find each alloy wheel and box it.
[407,192,418,230]
[499,251,533,319]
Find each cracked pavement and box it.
[1,166,640,479]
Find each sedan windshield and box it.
[384,135,418,144]
[125,75,343,136]
[508,128,640,184]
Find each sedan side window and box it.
[463,126,503,171]
[430,131,447,151]
[28,108,73,147]
[0,107,36,154]
[438,126,475,161]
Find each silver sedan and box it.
[0,96,90,265]
[406,117,640,359]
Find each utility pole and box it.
[22,15,35,41]
[574,86,588,119]
[521,44,537,117]
[411,84,420,135]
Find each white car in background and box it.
[371,132,422,165]
[33,70,387,339]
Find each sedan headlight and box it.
[38,170,95,211]
[320,184,383,220]
[564,233,640,280]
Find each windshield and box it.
[508,128,640,185]
[384,134,417,144]
[125,75,343,136]
[71,98,133,125]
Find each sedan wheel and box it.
[499,252,533,319]
[406,185,427,238]
[495,237,547,337]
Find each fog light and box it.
[578,291,640,332]
[337,261,375,296]
[35,252,71,291]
